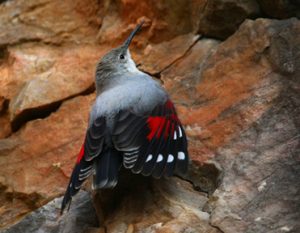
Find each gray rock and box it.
[203,17,300,233]
[1,190,98,233]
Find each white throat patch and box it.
[126,50,143,74]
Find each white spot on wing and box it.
[178,126,183,138]
[174,131,177,140]
[146,154,153,162]
[156,154,163,163]
[178,151,185,160]
[167,154,174,163]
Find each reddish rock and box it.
[0,113,11,139]
[0,94,95,227]
[193,18,299,233]
[97,0,262,43]
[0,0,101,46]
[0,44,109,122]
[164,19,295,163]
[137,33,199,75]
[97,0,199,45]
[161,38,220,163]
[0,97,5,111]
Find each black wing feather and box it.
[112,99,189,178]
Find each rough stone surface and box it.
[168,18,299,160]
[0,190,99,233]
[97,0,198,44]
[0,1,299,233]
[0,0,101,46]
[0,44,107,123]
[0,94,94,227]
[207,18,300,233]
[197,0,261,39]
[96,0,263,42]
[137,33,199,75]
[0,113,11,139]
[94,172,220,233]
[210,103,300,233]
[161,38,220,166]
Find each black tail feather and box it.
[93,148,122,190]
[61,159,93,214]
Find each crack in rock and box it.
[11,84,95,132]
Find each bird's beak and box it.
[123,21,144,50]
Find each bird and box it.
[61,21,189,213]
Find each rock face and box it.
[93,172,220,233]
[204,18,300,233]
[0,0,101,46]
[1,44,109,128]
[1,190,99,233]
[0,0,299,233]
[197,0,261,39]
[0,95,95,227]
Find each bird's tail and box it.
[93,148,122,189]
[60,149,93,214]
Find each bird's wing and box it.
[112,99,189,178]
[61,116,106,213]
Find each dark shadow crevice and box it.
[11,101,62,132]
[0,47,9,63]
[179,161,223,195]
[11,84,95,132]
[0,0,9,4]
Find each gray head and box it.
[95,22,144,92]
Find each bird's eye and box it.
[119,54,125,60]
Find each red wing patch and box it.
[147,100,180,141]
[147,116,166,140]
[112,98,189,179]
[147,115,179,141]
[76,144,85,164]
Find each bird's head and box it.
[95,22,144,91]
